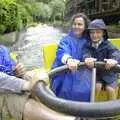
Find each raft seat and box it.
[109,38,120,49]
[43,43,58,71]
[10,52,17,62]
[42,38,120,101]
[110,38,120,99]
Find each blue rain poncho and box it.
[0,46,25,93]
[0,45,16,76]
[50,32,92,102]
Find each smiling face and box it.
[89,29,104,43]
[72,17,85,37]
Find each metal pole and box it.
[90,67,96,102]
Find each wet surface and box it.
[11,24,65,70]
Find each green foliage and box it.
[0,0,66,33]
[0,25,6,34]
[33,2,52,22]
[50,0,65,21]
[17,4,33,28]
[0,0,32,33]
[0,0,18,33]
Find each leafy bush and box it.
[0,0,18,33]
[31,2,52,22]
[0,25,6,34]
[50,0,65,21]
[0,0,66,34]
[17,4,33,28]
[0,0,33,33]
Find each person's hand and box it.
[13,63,26,77]
[22,71,49,91]
[85,58,96,68]
[30,71,49,90]
[66,58,80,70]
[105,59,118,70]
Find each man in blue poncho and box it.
[50,13,92,102]
[0,45,25,76]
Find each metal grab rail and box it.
[49,61,120,78]
[35,62,120,118]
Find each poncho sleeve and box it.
[56,36,72,64]
[0,46,16,75]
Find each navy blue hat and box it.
[88,19,107,30]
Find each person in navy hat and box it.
[84,19,120,100]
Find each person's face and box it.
[72,17,85,37]
[89,29,104,43]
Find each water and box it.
[11,24,65,70]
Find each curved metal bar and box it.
[94,61,120,73]
[48,62,86,78]
[49,62,120,78]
